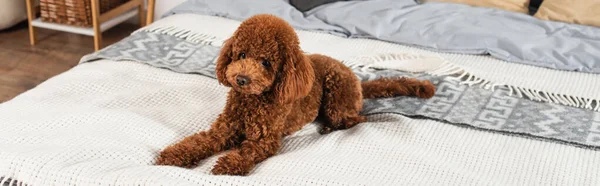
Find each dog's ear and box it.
[275,44,315,104]
[216,38,233,86]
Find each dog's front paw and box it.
[155,146,196,168]
[211,152,250,176]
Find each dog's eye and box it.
[239,52,246,59]
[261,60,271,68]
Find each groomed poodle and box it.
[156,14,435,175]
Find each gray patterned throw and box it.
[81,31,600,149]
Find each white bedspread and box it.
[1,61,599,185]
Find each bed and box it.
[1,0,600,185]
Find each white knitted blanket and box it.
[1,61,599,185]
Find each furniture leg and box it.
[25,0,36,45]
[138,2,145,27]
[146,0,155,25]
[91,0,102,51]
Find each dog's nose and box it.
[236,75,250,86]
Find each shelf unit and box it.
[25,0,149,51]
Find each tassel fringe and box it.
[135,25,225,46]
[430,61,599,111]
[0,177,27,186]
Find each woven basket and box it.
[40,0,128,27]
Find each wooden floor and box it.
[0,21,138,103]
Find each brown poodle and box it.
[155,14,435,176]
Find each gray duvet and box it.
[165,0,600,74]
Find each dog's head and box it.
[216,14,314,104]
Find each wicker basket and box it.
[40,0,128,27]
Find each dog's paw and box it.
[416,80,436,99]
[155,147,196,168]
[319,126,334,135]
[211,152,249,176]
[320,116,367,135]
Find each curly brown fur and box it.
[156,14,436,175]
[361,77,435,99]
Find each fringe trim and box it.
[0,177,26,186]
[135,25,225,46]
[344,53,600,112]
[343,53,444,73]
[431,61,599,111]
[135,24,599,112]
[0,177,8,186]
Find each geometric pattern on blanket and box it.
[80,31,600,148]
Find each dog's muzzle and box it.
[236,75,250,86]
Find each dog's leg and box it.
[319,70,367,134]
[211,135,282,176]
[156,117,240,168]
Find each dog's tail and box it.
[361,77,436,99]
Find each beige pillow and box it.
[534,0,600,27]
[422,0,530,14]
